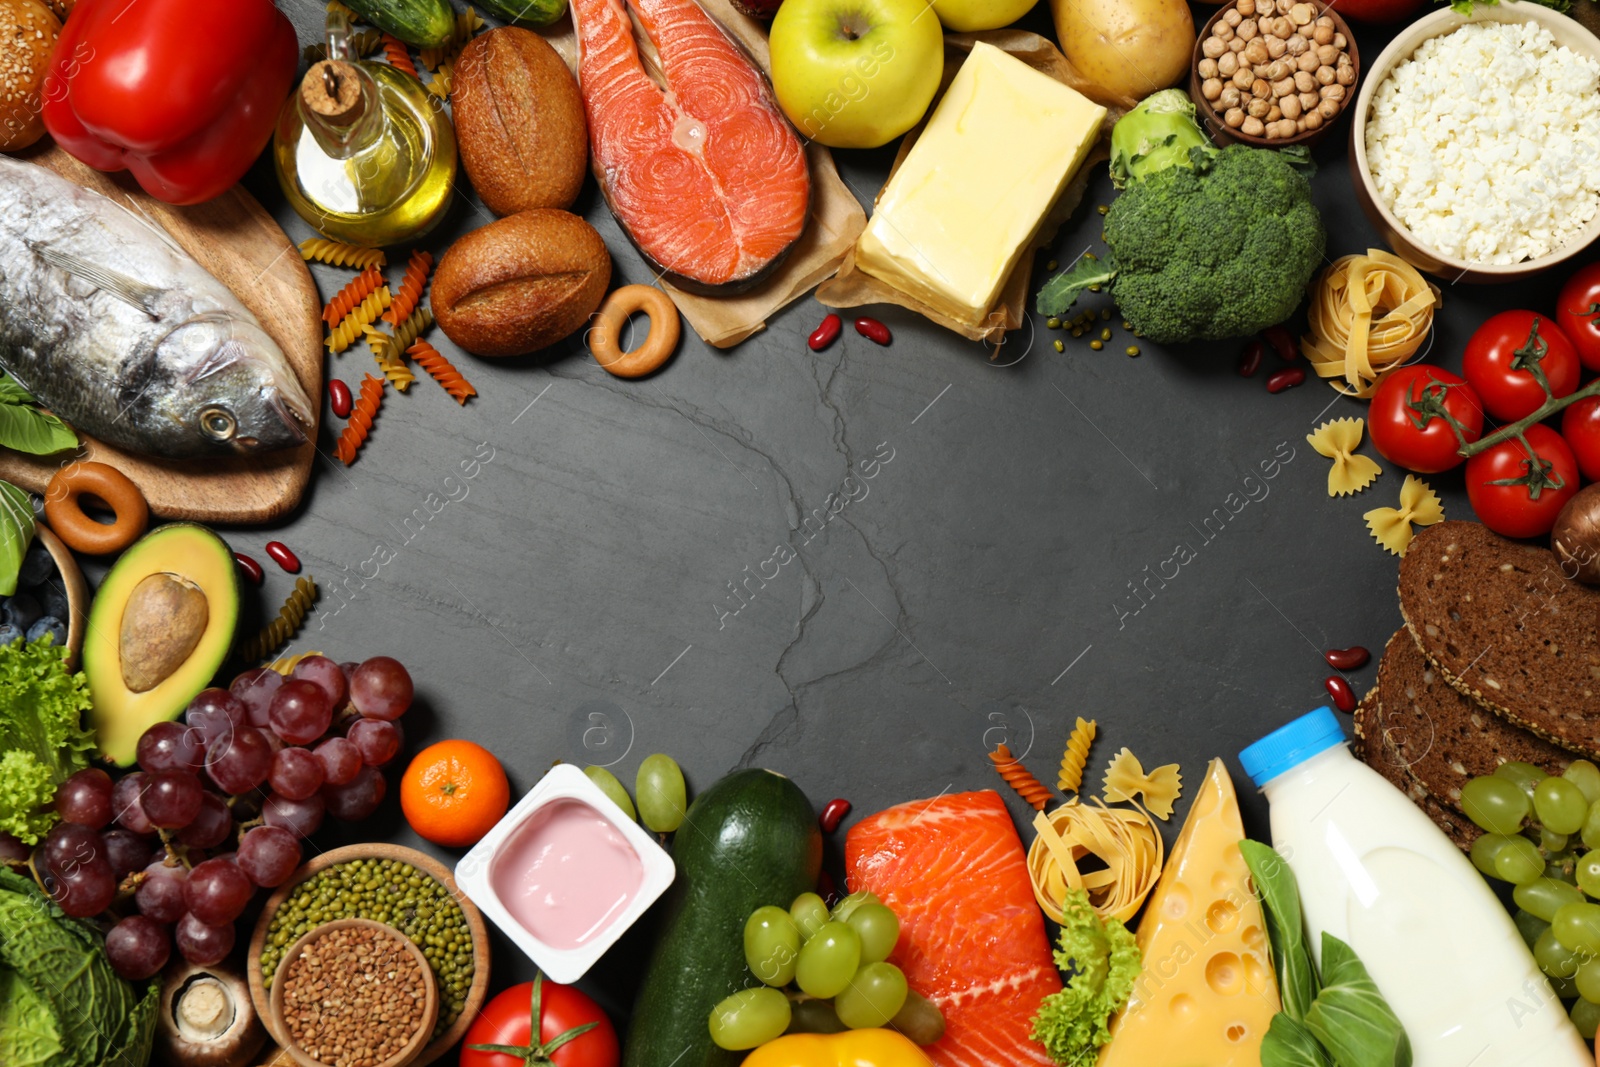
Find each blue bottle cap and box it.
[1239,707,1347,788]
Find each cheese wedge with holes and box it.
[1096,758,1278,1066]
[853,41,1105,327]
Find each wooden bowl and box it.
[268,918,438,1067]
[1350,1,1600,283]
[34,523,88,669]
[249,844,491,1067]
[1190,3,1359,149]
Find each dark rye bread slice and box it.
[1398,521,1600,758]
[1352,683,1481,851]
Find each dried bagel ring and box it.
[44,462,149,556]
[589,284,680,379]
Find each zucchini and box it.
[340,0,454,48]
[623,769,822,1067]
[474,0,569,29]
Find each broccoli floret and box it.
[1037,90,1325,345]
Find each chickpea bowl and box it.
[1189,0,1359,149]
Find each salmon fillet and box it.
[570,0,809,292]
[846,791,1062,1067]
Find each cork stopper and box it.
[302,60,364,125]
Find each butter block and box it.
[854,41,1106,327]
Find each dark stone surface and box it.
[235,0,1572,1023]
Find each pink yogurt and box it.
[490,797,643,950]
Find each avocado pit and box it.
[119,572,209,693]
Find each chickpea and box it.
[1264,59,1287,80]
[1201,77,1224,100]
[1247,96,1271,118]
[1244,38,1270,63]
[1290,2,1315,23]
[1224,7,1243,25]
[1285,34,1309,55]
[1317,43,1339,65]
[1265,34,1288,57]
[1303,109,1323,130]
[1217,51,1239,75]
[1242,115,1266,136]
[1315,14,1334,28]
[1252,76,1271,96]
[1315,64,1335,85]
[1233,67,1256,89]
[1236,0,1256,13]
[1317,97,1340,120]
[1230,37,1247,51]
[1214,22,1235,42]
[1272,76,1295,97]
[1278,119,1300,137]
[1266,15,1290,36]
[1281,94,1302,119]
[1202,36,1227,58]
[1299,90,1320,110]
[1219,85,1243,108]
[1297,50,1320,71]
[1321,82,1346,102]
[1265,120,1282,139]
[1199,57,1220,78]
[1225,107,1246,128]
[1275,0,1293,14]
[1237,18,1259,39]
[1312,23,1334,45]
[1334,31,1347,47]
[1336,62,1356,86]
[1294,70,1316,93]
[1267,104,1282,121]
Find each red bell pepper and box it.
[40,0,297,205]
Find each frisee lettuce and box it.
[1030,887,1142,1066]
[0,637,93,844]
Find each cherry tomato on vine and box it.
[1368,365,1484,473]
[1465,424,1581,539]
[462,973,619,1067]
[1463,311,1580,422]
[1557,263,1600,372]
[1562,396,1600,482]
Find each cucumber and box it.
[624,768,822,1067]
[474,0,569,29]
[341,0,455,48]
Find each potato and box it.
[1050,0,1195,103]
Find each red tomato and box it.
[462,975,619,1067]
[1367,365,1485,473]
[1465,424,1581,539]
[1563,395,1600,482]
[1463,311,1580,422]
[1557,263,1600,372]
[1331,0,1426,22]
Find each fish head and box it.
[156,316,315,454]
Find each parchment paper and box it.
[543,2,867,349]
[815,31,1134,347]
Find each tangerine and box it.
[400,740,510,847]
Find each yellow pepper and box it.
[741,1030,932,1067]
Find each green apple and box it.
[769,0,944,150]
[930,0,1038,31]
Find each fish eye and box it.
[199,407,237,440]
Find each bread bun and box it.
[434,209,610,358]
[1,0,61,153]
[451,28,587,216]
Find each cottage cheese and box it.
[1364,20,1600,265]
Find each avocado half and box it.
[84,524,240,766]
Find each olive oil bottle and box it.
[274,9,456,248]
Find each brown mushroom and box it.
[156,963,267,1067]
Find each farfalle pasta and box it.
[1308,417,1383,497]
[1101,748,1183,820]
[1364,474,1444,557]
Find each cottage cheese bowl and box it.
[1351,1,1600,283]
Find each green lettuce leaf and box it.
[0,374,77,456]
[1030,888,1142,1066]
[1036,257,1119,319]
[0,638,93,844]
[0,481,33,598]
[1305,933,1412,1067]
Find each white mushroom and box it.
[157,964,267,1067]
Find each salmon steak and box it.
[846,790,1062,1067]
[569,0,810,293]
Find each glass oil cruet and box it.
[273,6,457,248]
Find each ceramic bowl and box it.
[34,523,88,668]
[267,918,437,1067]
[1190,2,1359,149]
[248,844,490,1067]
[1350,1,1600,283]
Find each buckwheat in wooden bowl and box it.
[1190,0,1358,149]
[1350,1,1600,283]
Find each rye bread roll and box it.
[433,209,610,358]
[0,0,61,152]
[452,27,587,216]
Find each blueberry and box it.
[17,543,52,588]
[25,616,64,646]
[0,624,22,647]
[35,585,68,622]
[3,594,40,632]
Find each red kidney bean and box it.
[1325,645,1371,671]
[264,541,301,574]
[328,378,353,419]
[809,313,843,352]
[1264,325,1299,362]
[854,317,892,345]
[1237,340,1264,378]
[1267,367,1306,394]
[1324,675,1357,713]
[819,797,851,834]
[233,552,264,586]
[818,868,839,908]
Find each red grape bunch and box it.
[2,655,414,981]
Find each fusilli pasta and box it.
[299,239,385,271]
[364,327,417,392]
[991,743,1053,811]
[325,288,392,353]
[382,33,418,78]
[322,267,386,326]
[384,250,433,325]
[408,341,476,403]
[334,374,385,465]
[1057,717,1097,795]
[238,576,318,663]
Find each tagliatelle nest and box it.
[1027,799,1164,925]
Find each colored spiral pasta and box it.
[1057,717,1097,795]
[990,743,1053,811]
[334,374,385,465]
[363,328,417,392]
[426,60,454,100]
[382,33,419,78]
[384,250,433,325]
[389,305,434,353]
[238,576,318,663]
[321,267,386,326]
[299,239,385,271]
[408,341,477,404]
[326,288,393,353]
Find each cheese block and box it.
[853,41,1105,327]
[1096,758,1279,1067]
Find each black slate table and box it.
[230,0,1570,1023]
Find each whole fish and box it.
[0,155,314,459]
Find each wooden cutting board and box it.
[0,144,322,525]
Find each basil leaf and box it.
[1304,933,1412,1067]
[1241,839,1320,1020]
[1262,1013,1335,1067]
[0,404,77,456]
[0,481,35,597]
